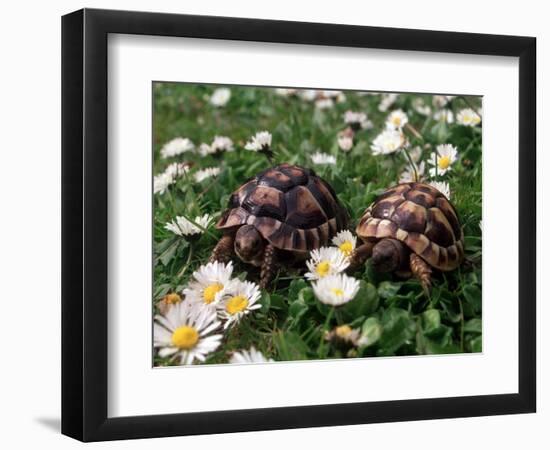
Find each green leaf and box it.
[260,291,271,313]
[341,280,379,320]
[463,285,482,313]
[469,335,482,353]
[360,317,382,347]
[377,307,416,355]
[378,281,401,299]
[158,239,181,266]
[422,309,441,335]
[464,318,482,334]
[272,331,309,360]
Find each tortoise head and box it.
[371,238,408,273]
[234,225,265,266]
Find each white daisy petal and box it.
[230,347,274,364]
[184,261,234,308]
[164,214,212,237]
[210,88,231,107]
[305,246,350,280]
[160,137,195,158]
[217,279,261,328]
[194,167,221,182]
[456,108,481,127]
[245,131,272,152]
[331,230,357,258]
[312,273,360,306]
[385,109,409,130]
[428,144,458,177]
[154,302,222,365]
[310,151,336,165]
[371,129,405,155]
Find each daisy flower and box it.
[332,230,357,258]
[412,98,431,116]
[429,180,451,199]
[245,131,272,152]
[337,128,354,152]
[157,292,183,315]
[315,98,334,109]
[153,172,175,195]
[229,347,274,364]
[194,167,221,182]
[371,129,405,155]
[164,162,191,178]
[209,87,231,107]
[164,213,212,237]
[409,146,423,163]
[298,89,317,102]
[378,93,398,112]
[399,161,425,183]
[343,110,372,130]
[275,88,298,97]
[325,324,363,346]
[386,109,408,130]
[154,302,223,365]
[433,109,454,124]
[305,246,350,280]
[428,144,458,176]
[432,95,454,108]
[312,273,360,306]
[184,261,234,308]
[456,108,481,127]
[160,137,195,158]
[311,151,336,165]
[199,136,234,156]
[218,279,261,329]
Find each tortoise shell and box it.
[356,182,464,271]
[216,163,348,253]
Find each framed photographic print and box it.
[62,8,536,442]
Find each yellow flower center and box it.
[392,117,401,126]
[339,241,353,256]
[330,288,344,297]
[335,325,352,338]
[171,326,199,349]
[164,293,182,305]
[438,155,451,170]
[315,261,331,277]
[203,283,223,304]
[226,295,249,315]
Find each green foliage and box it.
[153,84,482,365]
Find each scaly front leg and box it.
[409,253,432,295]
[210,234,234,264]
[260,244,278,289]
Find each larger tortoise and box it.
[350,182,464,292]
[211,163,349,288]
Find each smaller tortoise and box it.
[350,182,464,292]
[211,163,348,288]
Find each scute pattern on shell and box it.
[356,182,464,271]
[217,163,348,253]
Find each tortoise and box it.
[210,163,349,288]
[350,182,464,292]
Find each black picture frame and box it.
[62,8,536,442]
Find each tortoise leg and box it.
[209,234,234,264]
[348,242,375,271]
[260,244,278,289]
[410,253,432,295]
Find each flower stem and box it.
[405,123,424,141]
[177,242,194,278]
[317,307,335,357]
[401,147,418,181]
